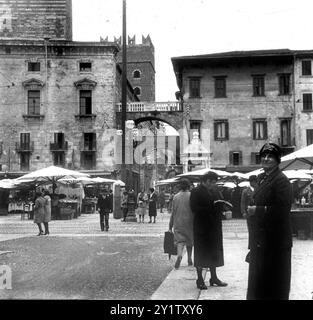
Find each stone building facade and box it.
[172,49,299,172]
[0,0,142,180]
[0,0,72,40]
[0,39,142,176]
[293,51,313,148]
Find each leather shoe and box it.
[174,256,182,269]
[196,279,208,290]
[209,278,228,287]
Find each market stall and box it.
[291,207,313,240]
[13,166,89,220]
[58,198,79,220]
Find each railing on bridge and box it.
[116,101,182,112]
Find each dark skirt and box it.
[149,202,157,217]
[247,247,291,300]
[193,233,224,268]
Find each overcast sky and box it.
[72,0,313,102]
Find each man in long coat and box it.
[246,143,292,300]
[190,171,228,290]
[97,187,111,231]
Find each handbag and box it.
[163,231,177,260]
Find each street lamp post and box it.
[121,0,127,185]
[125,119,137,222]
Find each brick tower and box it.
[0,0,72,40]
[102,34,155,102]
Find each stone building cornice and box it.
[74,78,97,90]
[22,78,45,89]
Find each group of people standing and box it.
[33,190,51,236]
[121,187,159,223]
[169,142,293,300]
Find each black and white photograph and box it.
[1,0,313,307]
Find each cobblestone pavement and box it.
[1,212,312,300]
[0,211,247,238]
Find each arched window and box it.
[134,87,141,96]
[133,70,141,79]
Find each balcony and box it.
[116,101,182,112]
[50,141,68,151]
[15,141,34,153]
[277,138,295,156]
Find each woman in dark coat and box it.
[246,143,293,300]
[33,191,46,236]
[190,171,228,290]
[148,187,157,223]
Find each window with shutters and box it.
[303,93,313,111]
[28,62,40,72]
[278,74,290,95]
[20,153,30,171]
[229,151,242,166]
[28,90,40,115]
[83,133,96,151]
[280,119,291,146]
[251,152,261,165]
[214,76,227,98]
[79,62,92,72]
[79,90,92,115]
[214,120,229,141]
[252,75,265,96]
[189,77,201,98]
[81,133,96,169]
[53,152,65,166]
[302,60,312,76]
[54,132,65,147]
[306,129,313,145]
[20,133,30,150]
[253,119,267,140]
[81,152,96,170]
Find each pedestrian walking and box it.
[169,179,194,269]
[246,143,293,300]
[96,187,111,231]
[167,191,174,213]
[158,189,166,213]
[108,189,113,213]
[148,187,157,223]
[33,191,46,236]
[43,190,51,235]
[137,190,148,223]
[190,171,228,290]
[121,190,128,222]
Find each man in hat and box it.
[246,142,293,300]
[190,171,227,290]
[96,185,111,231]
